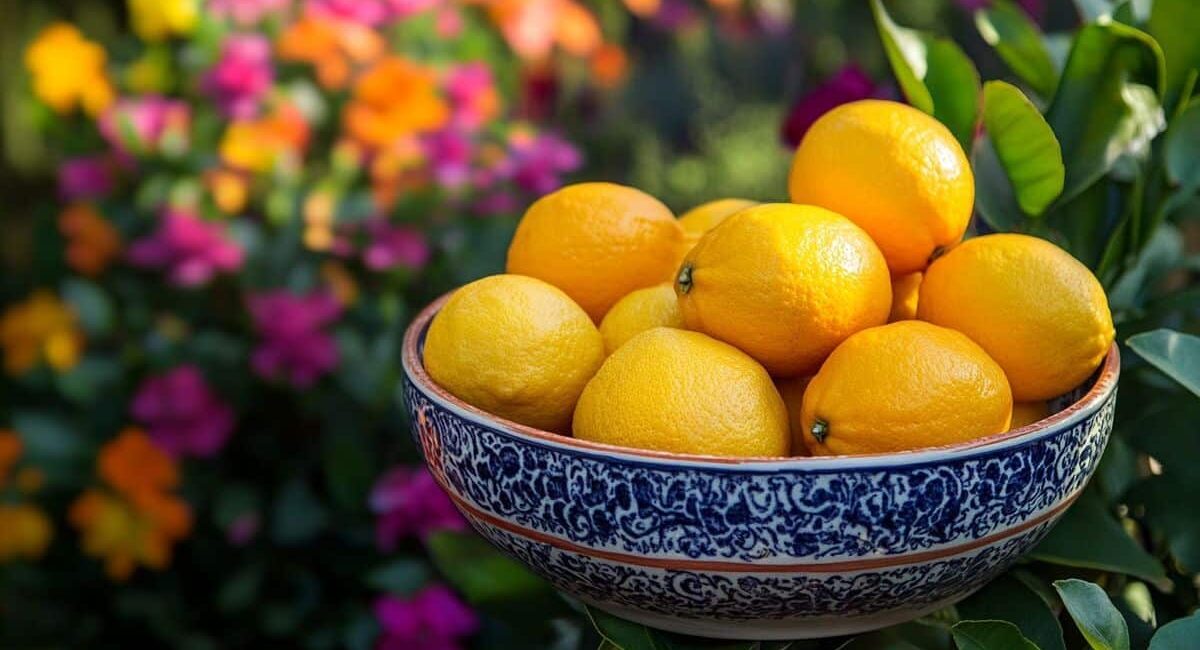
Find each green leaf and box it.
[1074,0,1116,22]
[1164,100,1200,189]
[973,135,1025,231]
[270,479,329,545]
[1030,488,1168,586]
[1149,611,1200,649]
[975,1,1059,98]
[425,531,549,605]
[958,575,1065,650]
[366,560,431,596]
[585,607,663,650]
[322,431,375,512]
[951,620,1039,650]
[11,411,90,470]
[1127,328,1200,397]
[1126,474,1200,572]
[982,81,1065,215]
[1053,579,1130,650]
[1046,23,1166,202]
[871,0,981,151]
[60,278,115,338]
[1148,0,1200,108]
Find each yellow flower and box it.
[0,504,53,563]
[0,291,84,375]
[220,103,310,174]
[24,23,115,116]
[128,0,198,42]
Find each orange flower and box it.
[484,0,602,61]
[0,504,53,563]
[0,291,83,375]
[220,102,310,173]
[206,169,250,215]
[590,43,629,88]
[69,488,191,580]
[277,17,385,91]
[622,0,661,17]
[59,203,122,276]
[97,428,180,509]
[344,57,449,149]
[0,430,22,485]
[24,23,115,116]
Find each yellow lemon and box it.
[506,182,683,321]
[678,198,758,252]
[676,203,891,377]
[775,375,813,456]
[800,321,1013,455]
[424,275,603,432]
[573,328,789,457]
[889,272,922,322]
[788,99,974,274]
[918,233,1115,401]
[598,284,684,355]
[1010,401,1049,430]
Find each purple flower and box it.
[370,467,465,550]
[374,586,478,650]
[306,0,388,25]
[781,64,880,147]
[132,365,235,458]
[247,290,342,387]
[58,156,114,200]
[423,130,473,189]
[472,191,518,216]
[206,0,290,25]
[203,34,274,119]
[128,210,244,286]
[363,220,431,271]
[100,96,191,156]
[505,133,582,195]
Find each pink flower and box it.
[506,132,582,195]
[374,586,478,650]
[132,365,235,458]
[128,210,244,286]
[100,96,191,156]
[247,290,342,387]
[472,191,518,216]
[423,130,473,189]
[58,156,114,200]
[386,0,440,20]
[445,63,498,131]
[306,0,388,25]
[781,64,880,147]
[207,0,291,25]
[203,34,274,119]
[363,220,431,271]
[370,467,465,550]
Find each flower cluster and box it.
[0,430,53,563]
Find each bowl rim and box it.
[402,291,1120,469]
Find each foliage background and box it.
[2,0,1200,649]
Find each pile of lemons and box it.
[423,100,1115,458]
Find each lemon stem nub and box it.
[676,263,694,295]
[810,419,829,444]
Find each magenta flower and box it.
[128,210,244,286]
[363,220,432,271]
[58,156,114,200]
[472,191,518,217]
[132,365,235,458]
[306,0,388,25]
[423,130,473,189]
[370,467,465,550]
[203,34,274,119]
[100,96,191,156]
[374,586,478,650]
[781,64,880,147]
[247,290,342,387]
[506,133,582,195]
[445,63,497,131]
[207,0,291,25]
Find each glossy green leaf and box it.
[1031,489,1168,586]
[951,620,1038,650]
[1046,23,1165,202]
[1054,579,1130,650]
[1164,100,1200,189]
[426,531,548,604]
[584,606,758,650]
[982,81,1064,215]
[975,1,1058,98]
[1148,0,1200,107]
[1149,611,1200,649]
[958,575,1065,650]
[1127,328,1200,397]
[972,135,1024,232]
[1126,474,1200,572]
[871,0,980,151]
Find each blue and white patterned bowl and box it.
[401,294,1120,640]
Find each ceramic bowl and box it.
[401,294,1120,640]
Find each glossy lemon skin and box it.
[598,284,684,355]
[424,275,604,433]
[918,234,1115,401]
[677,198,758,257]
[889,272,922,322]
[676,203,892,378]
[506,182,683,322]
[573,328,789,457]
[800,321,1013,456]
[788,99,974,275]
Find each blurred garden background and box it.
[3,0,1200,648]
